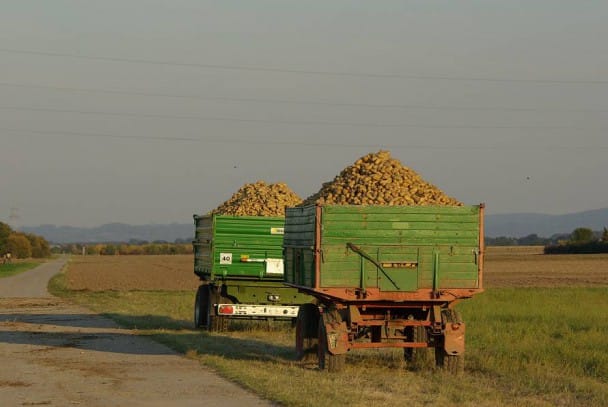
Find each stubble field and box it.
[53,247,608,406]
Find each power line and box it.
[2,127,607,150]
[1,48,607,85]
[1,82,606,114]
[1,105,603,131]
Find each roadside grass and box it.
[0,261,42,278]
[460,288,608,405]
[49,272,608,406]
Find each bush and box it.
[544,241,608,254]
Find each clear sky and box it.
[1,1,607,227]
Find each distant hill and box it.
[486,208,608,238]
[21,223,193,244]
[21,207,608,243]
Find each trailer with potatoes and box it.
[193,213,311,331]
[284,203,484,372]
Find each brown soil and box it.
[484,246,608,287]
[65,255,199,291]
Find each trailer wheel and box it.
[317,315,345,372]
[404,326,432,370]
[208,314,228,332]
[193,285,209,329]
[435,309,465,375]
[206,286,229,332]
[203,285,228,332]
[295,304,319,362]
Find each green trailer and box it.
[283,204,485,372]
[192,214,311,331]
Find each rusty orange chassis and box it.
[291,285,479,356]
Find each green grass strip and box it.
[0,262,42,278]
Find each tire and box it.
[208,314,228,332]
[317,315,345,372]
[404,325,432,370]
[206,285,229,332]
[435,309,465,375]
[295,304,319,362]
[193,285,208,329]
[435,347,465,375]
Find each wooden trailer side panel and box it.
[284,205,482,294]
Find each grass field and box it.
[50,248,608,406]
[0,261,42,278]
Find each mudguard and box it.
[322,313,349,355]
[444,321,466,355]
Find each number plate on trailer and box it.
[216,303,299,317]
[381,261,418,269]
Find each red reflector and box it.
[218,305,234,315]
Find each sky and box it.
[1,1,607,228]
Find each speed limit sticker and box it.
[220,253,233,265]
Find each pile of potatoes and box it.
[302,150,462,206]
[210,181,303,216]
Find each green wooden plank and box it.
[322,221,479,232]
[323,229,479,239]
[323,237,479,246]
[323,204,479,215]
[323,214,479,224]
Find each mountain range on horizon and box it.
[18,207,608,244]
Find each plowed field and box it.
[63,248,608,291]
[65,255,199,291]
[484,246,608,287]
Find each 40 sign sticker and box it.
[220,253,233,265]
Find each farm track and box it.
[0,258,272,407]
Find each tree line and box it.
[0,222,51,259]
[487,226,608,254]
[543,227,608,254]
[55,242,193,256]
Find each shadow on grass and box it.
[100,313,192,331]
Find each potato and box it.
[210,181,303,216]
[302,150,462,206]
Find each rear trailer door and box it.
[319,205,481,292]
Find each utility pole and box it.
[9,207,20,230]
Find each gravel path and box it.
[0,258,273,407]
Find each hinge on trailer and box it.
[431,305,442,334]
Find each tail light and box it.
[218,305,234,315]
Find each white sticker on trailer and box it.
[265,258,284,275]
[270,227,284,235]
[219,253,233,265]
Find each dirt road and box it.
[0,258,272,407]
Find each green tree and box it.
[7,233,32,259]
[25,233,51,258]
[103,244,117,255]
[0,222,13,253]
[570,227,595,243]
[602,227,608,242]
